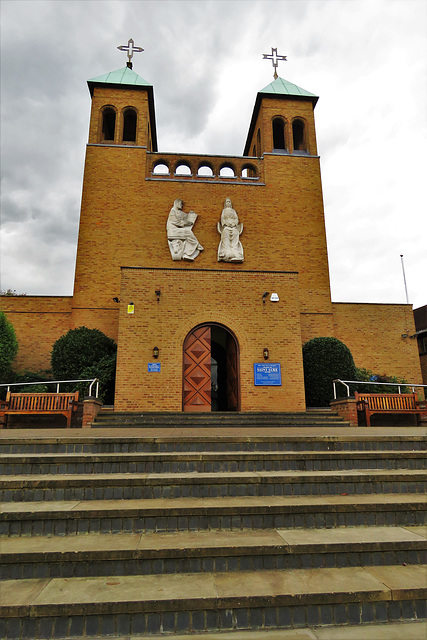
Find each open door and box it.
[183,323,239,412]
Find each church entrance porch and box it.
[183,324,239,412]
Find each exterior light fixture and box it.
[262,292,269,304]
[153,346,159,359]
[155,289,161,303]
[112,297,120,303]
[263,347,269,360]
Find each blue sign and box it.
[254,363,282,386]
[148,363,161,372]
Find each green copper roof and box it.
[88,66,152,88]
[260,76,318,102]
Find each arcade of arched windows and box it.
[272,116,310,155]
[99,105,139,144]
[148,156,261,182]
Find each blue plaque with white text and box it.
[148,363,161,372]
[254,363,281,386]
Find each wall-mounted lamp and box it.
[153,346,159,359]
[401,333,408,339]
[155,289,161,303]
[263,347,269,360]
[262,292,269,304]
[112,297,120,303]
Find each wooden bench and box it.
[355,392,421,426]
[0,391,79,428]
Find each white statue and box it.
[167,199,204,261]
[217,197,244,262]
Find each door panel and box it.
[226,333,238,411]
[183,326,212,411]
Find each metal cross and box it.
[263,47,287,79]
[117,38,144,69]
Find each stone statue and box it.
[167,199,204,261]
[217,197,244,262]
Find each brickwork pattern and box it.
[115,268,305,412]
[1,298,72,372]
[332,303,423,386]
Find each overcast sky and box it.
[1,0,426,310]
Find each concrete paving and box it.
[128,620,427,639]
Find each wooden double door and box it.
[183,324,239,412]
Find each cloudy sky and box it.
[1,0,426,309]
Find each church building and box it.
[3,46,422,412]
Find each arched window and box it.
[102,108,116,141]
[241,165,257,179]
[292,119,307,154]
[256,129,261,156]
[197,164,214,177]
[122,108,137,142]
[175,163,192,176]
[219,165,235,178]
[152,162,169,175]
[273,118,286,151]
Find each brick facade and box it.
[2,67,423,410]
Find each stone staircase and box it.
[0,412,426,639]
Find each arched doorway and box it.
[183,323,239,412]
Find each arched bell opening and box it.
[183,323,240,412]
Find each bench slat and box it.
[355,392,420,426]
[1,392,79,428]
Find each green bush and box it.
[352,367,409,395]
[0,311,18,383]
[303,337,357,407]
[51,327,117,402]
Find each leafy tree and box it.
[0,311,18,383]
[51,327,116,402]
[303,337,357,407]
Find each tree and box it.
[51,327,117,402]
[0,311,18,382]
[303,337,357,407]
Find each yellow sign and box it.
[127,304,135,314]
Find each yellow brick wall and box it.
[1,297,72,372]
[115,268,306,412]
[333,303,422,384]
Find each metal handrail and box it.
[333,379,427,399]
[0,378,99,398]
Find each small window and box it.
[273,118,286,151]
[102,108,116,141]
[122,109,137,142]
[256,129,261,156]
[197,164,214,177]
[152,163,169,175]
[293,119,307,153]
[242,165,257,178]
[219,165,235,178]
[175,164,192,176]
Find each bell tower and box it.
[71,47,158,339]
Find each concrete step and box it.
[1,565,426,639]
[107,621,427,639]
[1,449,425,474]
[1,494,425,537]
[1,469,426,502]
[1,432,425,454]
[92,410,349,427]
[2,527,425,580]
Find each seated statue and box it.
[167,199,204,261]
[217,197,244,262]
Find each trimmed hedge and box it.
[51,327,116,402]
[0,311,18,383]
[303,337,357,407]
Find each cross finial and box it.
[263,47,287,80]
[117,38,144,69]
